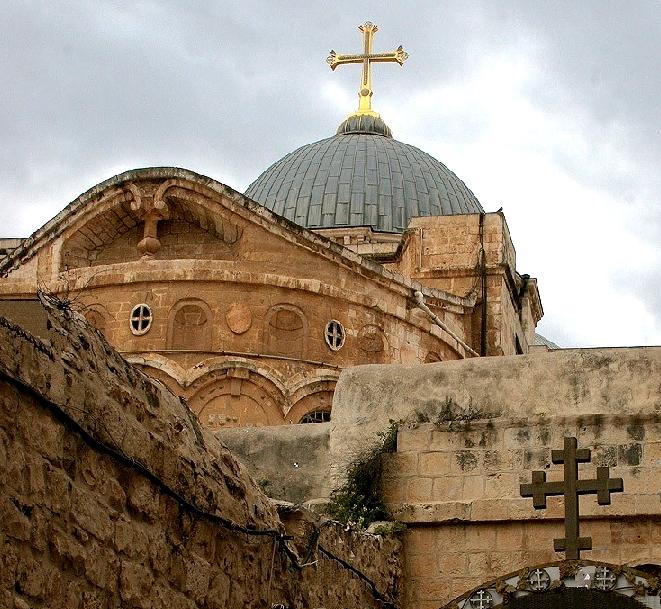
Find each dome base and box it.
[337,114,392,138]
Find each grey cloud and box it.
[1,0,659,345]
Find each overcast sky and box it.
[1,1,659,348]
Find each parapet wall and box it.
[0,294,402,609]
[331,347,661,486]
[331,347,661,609]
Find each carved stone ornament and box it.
[128,181,171,259]
[226,303,252,334]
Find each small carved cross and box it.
[327,22,408,117]
[520,436,623,559]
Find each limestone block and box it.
[407,477,433,502]
[465,524,496,551]
[418,451,451,476]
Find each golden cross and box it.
[327,22,408,117]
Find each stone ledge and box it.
[387,495,661,524]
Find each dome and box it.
[245,129,484,233]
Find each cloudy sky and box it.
[1,1,659,348]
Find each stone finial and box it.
[128,182,171,259]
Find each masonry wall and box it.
[0,171,477,433]
[330,347,661,609]
[384,417,661,609]
[0,296,402,609]
[218,423,331,504]
[386,213,542,356]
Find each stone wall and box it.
[218,423,331,504]
[0,294,402,609]
[330,347,661,609]
[385,417,661,608]
[386,213,543,356]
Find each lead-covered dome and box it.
[245,125,484,233]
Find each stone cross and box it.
[327,21,408,117]
[520,436,623,559]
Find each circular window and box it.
[593,566,617,591]
[300,411,331,424]
[468,589,493,609]
[527,568,551,592]
[130,304,152,336]
[324,320,345,351]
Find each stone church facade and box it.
[0,147,541,431]
[0,20,544,431]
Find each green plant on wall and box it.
[326,420,399,529]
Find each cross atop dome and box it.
[327,21,408,135]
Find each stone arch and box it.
[188,364,287,430]
[286,377,337,424]
[425,351,442,363]
[166,298,213,351]
[505,587,647,609]
[60,187,142,270]
[58,178,243,270]
[357,323,388,364]
[82,303,110,335]
[264,304,308,359]
[444,561,655,609]
[124,354,188,388]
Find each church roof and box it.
[245,132,484,233]
[534,333,560,349]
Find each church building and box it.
[1,22,660,609]
[0,22,543,432]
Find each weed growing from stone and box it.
[326,420,399,529]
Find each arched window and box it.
[188,368,286,430]
[167,300,212,351]
[265,305,307,358]
[299,411,331,424]
[84,307,107,334]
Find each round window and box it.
[324,319,345,351]
[130,304,152,336]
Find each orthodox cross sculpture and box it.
[327,22,408,117]
[520,436,623,560]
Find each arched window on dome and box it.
[264,305,307,359]
[166,299,213,351]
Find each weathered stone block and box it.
[418,451,451,476]
[462,475,485,501]
[1,496,32,543]
[407,477,433,502]
[398,429,431,452]
[465,525,496,551]
[431,476,463,501]
[120,559,154,605]
[71,487,113,542]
